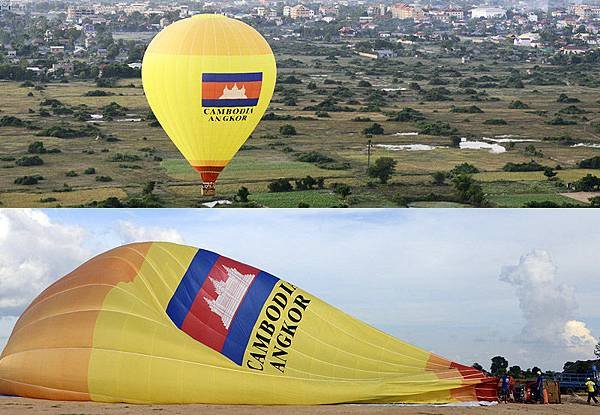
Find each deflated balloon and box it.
[0,242,497,404]
[142,15,276,195]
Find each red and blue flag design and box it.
[166,249,278,365]
[201,72,263,107]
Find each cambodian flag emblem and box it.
[166,249,278,365]
[202,72,263,107]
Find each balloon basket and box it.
[201,182,216,197]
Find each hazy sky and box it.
[1,208,599,371]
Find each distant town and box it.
[1,0,599,80]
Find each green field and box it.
[1,41,599,207]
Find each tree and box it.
[452,174,486,207]
[595,342,600,358]
[490,356,509,376]
[367,157,397,184]
[508,365,523,379]
[236,186,250,203]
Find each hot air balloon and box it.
[0,242,497,404]
[142,15,276,196]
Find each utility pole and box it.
[367,139,372,172]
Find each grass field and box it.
[1,42,599,207]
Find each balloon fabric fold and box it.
[0,242,497,404]
[142,15,277,195]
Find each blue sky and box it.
[1,208,599,371]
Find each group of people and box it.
[499,370,599,405]
[499,371,546,404]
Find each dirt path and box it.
[560,192,596,203]
[2,396,599,415]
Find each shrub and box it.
[450,105,483,114]
[483,118,507,125]
[363,123,384,135]
[557,93,579,103]
[65,170,78,177]
[14,175,43,185]
[84,90,115,97]
[0,116,25,127]
[268,178,293,192]
[546,117,576,126]
[417,121,457,136]
[332,183,352,198]
[279,124,297,136]
[524,201,561,208]
[236,186,250,203]
[84,167,96,174]
[37,125,99,139]
[509,100,529,109]
[387,108,425,122]
[578,156,600,169]
[95,175,113,182]
[16,155,44,166]
[450,163,479,175]
[502,160,545,172]
[357,80,372,87]
[108,153,141,162]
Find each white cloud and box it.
[116,220,184,244]
[500,250,597,361]
[0,210,89,316]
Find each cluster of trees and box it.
[267,175,325,193]
[473,356,544,379]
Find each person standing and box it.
[535,371,544,403]
[586,377,598,405]
[500,372,510,403]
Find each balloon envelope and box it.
[0,242,497,404]
[142,15,276,195]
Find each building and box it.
[514,32,541,47]
[319,5,338,16]
[470,7,506,19]
[445,8,464,20]
[561,45,588,54]
[66,6,95,22]
[289,4,313,19]
[204,267,255,329]
[49,45,65,54]
[390,4,424,20]
[569,4,600,18]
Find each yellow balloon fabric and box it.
[142,15,276,194]
[0,242,497,404]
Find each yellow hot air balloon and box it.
[0,242,497,404]
[142,15,276,195]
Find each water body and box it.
[572,143,600,149]
[460,138,506,154]
[375,144,439,151]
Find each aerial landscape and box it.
[1,0,600,207]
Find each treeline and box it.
[0,63,140,81]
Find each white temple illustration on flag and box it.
[219,83,247,100]
[204,266,256,329]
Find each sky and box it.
[1,208,599,371]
